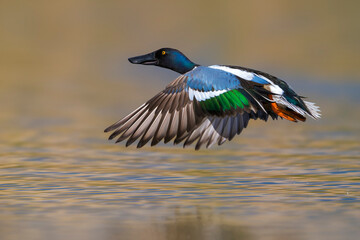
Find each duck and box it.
[105,48,321,150]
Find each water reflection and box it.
[162,207,251,240]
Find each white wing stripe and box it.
[188,88,227,101]
[188,88,194,100]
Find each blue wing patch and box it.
[251,74,270,85]
[185,66,241,91]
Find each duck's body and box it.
[105,48,320,150]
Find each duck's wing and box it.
[104,75,201,148]
[105,67,268,149]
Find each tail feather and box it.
[304,100,321,119]
[268,94,307,122]
[270,101,306,122]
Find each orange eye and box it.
[162,51,166,55]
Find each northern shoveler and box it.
[105,48,321,150]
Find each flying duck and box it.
[105,48,321,150]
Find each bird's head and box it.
[128,48,197,74]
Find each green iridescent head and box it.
[128,48,197,74]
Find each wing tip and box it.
[104,125,116,133]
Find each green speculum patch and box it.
[200,89,249,113]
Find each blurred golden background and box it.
[0,1,359,240]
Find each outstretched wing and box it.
[105,67,268,149]
[105,75,201,148]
